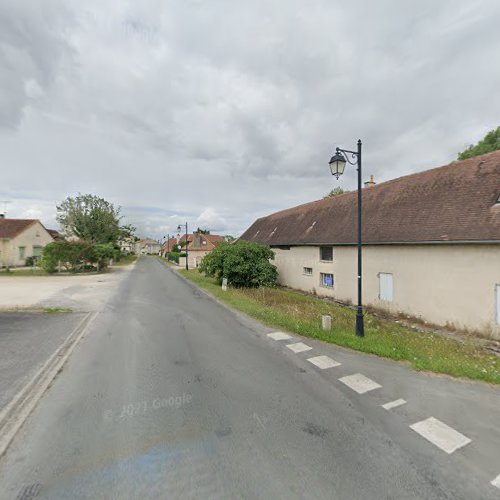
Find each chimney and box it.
[364,175,376,188]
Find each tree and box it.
[323,187,348,199]
[458,126,500,160]
[56,194,122,244]
[196,227,210,234]
[199,240,277,288]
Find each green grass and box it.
[0,268,49,276]
[42,307,73,314]
[156,256,178,266]
[113,254,138,266]
[179,270,500,385]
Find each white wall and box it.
[272,244,500,338]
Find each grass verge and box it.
[113,254,138,266]
[179,270,500,385]
[0,268,49,276]
[156,256,178,267]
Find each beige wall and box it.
[0,222,54,267]
[272,244,500,338]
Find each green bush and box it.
[40,241,112,273]
[198,241,277,288]
[168,251,180,264]
[25,256,37,267]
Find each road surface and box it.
[0,256,498,499]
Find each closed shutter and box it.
[379,273,393,302]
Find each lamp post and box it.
[328,139,364,338]
[177,223,189,270]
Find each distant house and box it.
[118,237,138,254]
[160,237,178,257]
[171,233,224,268]
[47,229,64,241]
[0,217,54,267]
[240,151,500,337]
[137,238,161,255]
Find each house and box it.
[160,237,179,257]
[173,233,224,268]
[186,233,224,268]
[240,150,500,338]
[0,217,54,267]
[118,237,138,254]
[137,238,161,255]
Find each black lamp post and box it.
[177,223,188,270]
[329,139,364,338]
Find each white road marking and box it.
[410,417,471,454]
[307,355,341,369]
[491,474,500,489]
[286,342,313,353]
[382,398,407,410]
[339,373,382,394]
[267,331,292,341]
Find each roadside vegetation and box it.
[179,270,500,385]
[112,254,137,266]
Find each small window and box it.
[320,272,334,288]
[33,246,43,258]
[19,247,26,259]
[379,273,393,302]
[202,240,207,245]
[303,267,313,276]
[320,247,333,261]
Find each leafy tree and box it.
[323,186,348,199]
[56,194,123,244]
[458,126,500,160]
[196,227,210,234]
[199,241,277,288]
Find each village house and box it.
[137,238,162,255]
[240,150,500,338]
[163,233,224,268]
[0,217,55,268]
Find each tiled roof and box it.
[0,219,38,239]
[240,151,500,245]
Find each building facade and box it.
[240,151,500,338]
[0,218,54,267]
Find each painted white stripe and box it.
[382,398,407,410]
[286,342,313,353]
[339,373,382,394]
[267,331,292,341]
[307,355,341,369]
[491,474,500,489]
[410,417,471,454]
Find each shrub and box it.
[41,240,105,273]
[199,241,277,288]
[25,256,37,267]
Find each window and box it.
[379,273,393,302]
[320,272,334,288]
[19,247,26,259]
[496,285,500,325]
[33,246,43,258]
[303,267,313,276]
[320,246,333,261]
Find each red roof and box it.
[240,151,500,245]
[0,219,39,239]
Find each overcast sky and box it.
[1,0,500,239]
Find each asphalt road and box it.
[0,256,498,499]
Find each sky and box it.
[1,0,500,239]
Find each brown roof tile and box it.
[240,151,500,245]
[0,219,39,239]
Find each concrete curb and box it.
[0,311,98,458]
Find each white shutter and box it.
[379,273,393,302]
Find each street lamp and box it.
[328,139,364,337]
[177,222,189,270]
